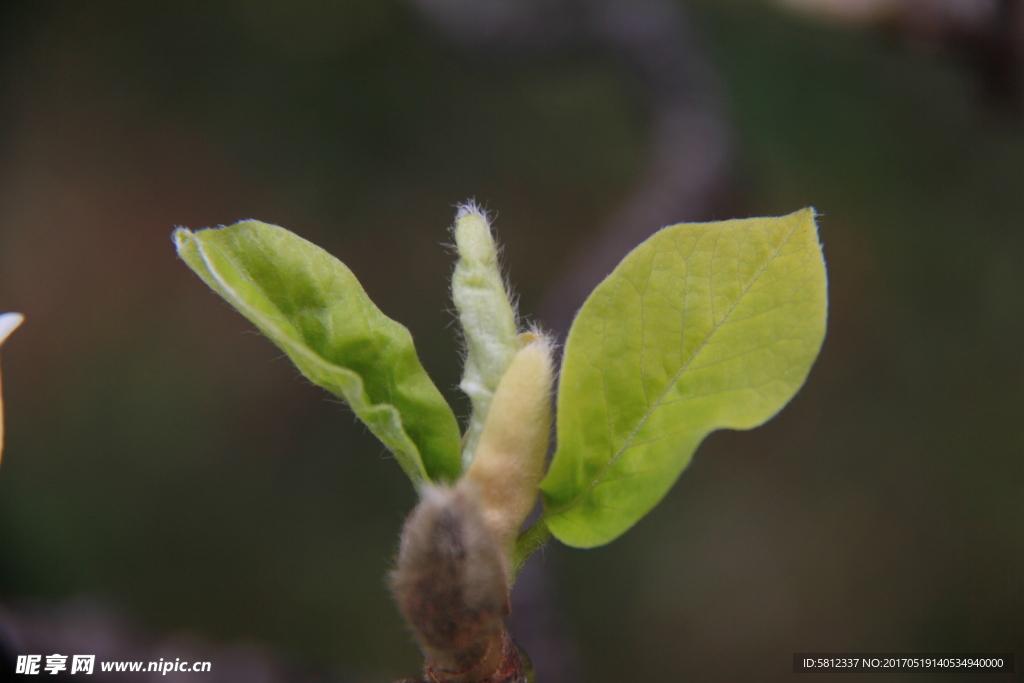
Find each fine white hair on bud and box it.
[391,483,509,679]
[451,202,520,468]
[465,332,555,563]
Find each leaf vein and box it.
[559,220,801,513]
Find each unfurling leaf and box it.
[541,209,828,547]
[174,221,461,486]
[451,205,520,467]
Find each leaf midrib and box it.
[551,220,801,516]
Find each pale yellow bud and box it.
[465,333,555,561]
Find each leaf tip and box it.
[172,226,195,251]
[798,206,821,231]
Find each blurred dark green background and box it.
[0,1,1022,681]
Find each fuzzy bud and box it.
[465,333,555,562]
[451,204,519,467]
[391,484,510,681]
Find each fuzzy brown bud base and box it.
[391,484,521,682]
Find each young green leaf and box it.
[541,209,828,547]
[174,221,462,486]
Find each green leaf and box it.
[174,221,462,486]
[541,209,828,547]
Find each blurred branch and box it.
[777,0,1024,111]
